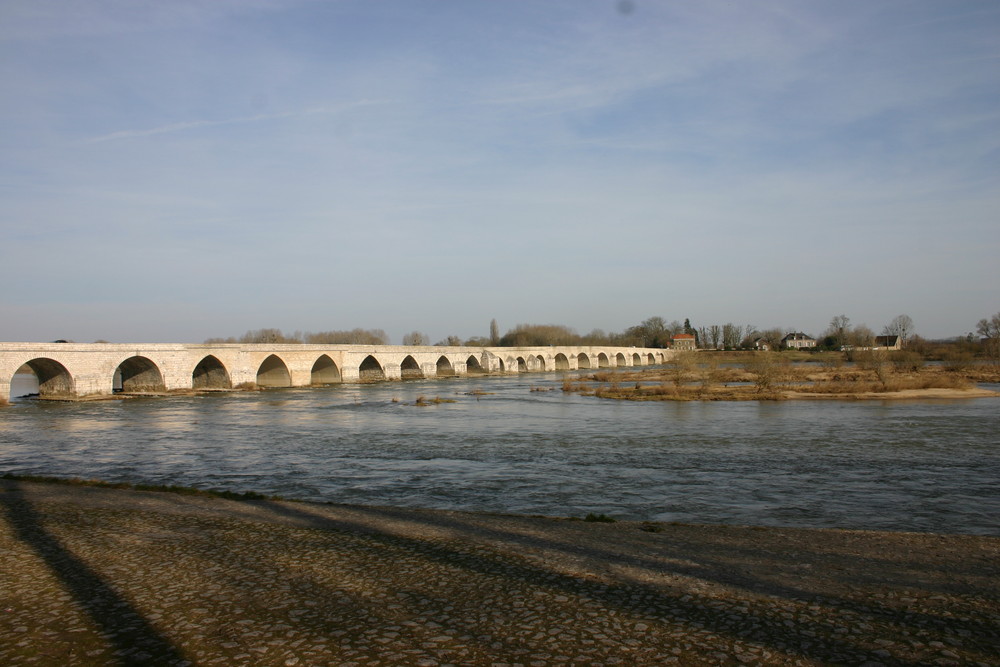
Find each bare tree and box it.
[722,323,741,350]
[757,328,785,350]
[463,336,491,346]
[239,328,294,343]
[402,331,430,346]
[976,312,1000,339]
[977,312,1000,361]
[708,325,722,350]
[697,357,720,397]
[743,352,785,394]
[305,329,389,345]
[857,349,891,387]
[581,329,609,344]
[850,324,875,348]
[667,353,696,388]
[882,314,914,347]
[697,326,709,349]
[499,324,578,347]
[490,319,500,346]
[825,314,851,349]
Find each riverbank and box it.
[2,479,997,665]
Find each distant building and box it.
[672,333,697,350]
[752,337,770,351]
[781,332,816,349]
[873,335,901,350]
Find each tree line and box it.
[203,317,700,348]
[204,328,391,345]
[203,309,1000,360]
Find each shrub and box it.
[667,355,695,388]
[890,350,924,373]
[584,513,615,523]
[856,350,891,387]
[743,353,785,393]
[820,354,845,371]
[943,349,974,372]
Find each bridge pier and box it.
[484,352,504,373]
[289,369,312,387]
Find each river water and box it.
[2,372,998,535]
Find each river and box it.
[1,372,998,535]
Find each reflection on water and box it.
[1,374,998,535]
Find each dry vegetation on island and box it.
[562,350,1000,402]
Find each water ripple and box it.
[2,374,998,534]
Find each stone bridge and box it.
[0,342,674,401]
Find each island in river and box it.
[561,355,1000,401]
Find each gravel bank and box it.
[1,479,997,666]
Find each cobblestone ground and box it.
[1,480,997,666]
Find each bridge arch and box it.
[632,353,642,366]
[615,352,627,367]
[400,355,423,379]
[359,355,385,382]
[436,356,455,377]
[193,355,231,389]
[257,355,291,387]
[465,355,485,374]
[534,355,546,371]
[577,353,591,369]
[515,357,527,372]
[12,358,74,398]
[647,353,655,364]
[114,356,165,393]
[311,355,341,384]
[597,353,610,368]
[554,353,569,370]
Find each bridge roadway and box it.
[0,342,673,401]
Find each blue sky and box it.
[1,0,998,343]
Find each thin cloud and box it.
[84,100,388,144]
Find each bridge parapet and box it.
[0,342,676,401]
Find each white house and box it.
[782,332,816,349]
